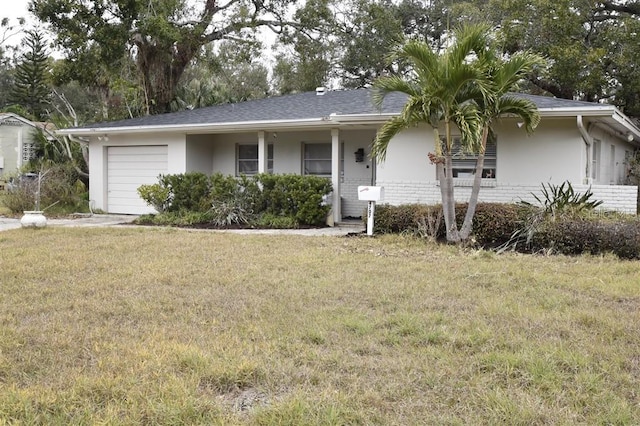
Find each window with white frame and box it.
[444,137,497,178]
[236,144,273,175]
[591,139,601,180]
[303,143,332,176]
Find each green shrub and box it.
[138,172,211,213]
[208,173,260,226]
[531,217,640,259]
[256,174,332,226]
[161,172,210,212]
[374,203,525,246]
[521,181,603,217]
[137,183,171,213]
[254,213,299,229]
[459,203,529,248]
[500,181,614,254]
[373,204,441,235]
[134,211,213,226]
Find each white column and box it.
[331,128,341,224]
[258,131,267,173]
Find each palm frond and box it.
[495,95,540,133]
[372,76,420,110]
[493,52,546,95]
[452,102,484,152]
[449,23,492,67]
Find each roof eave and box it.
[56,117,333,137]
[537,106,618,117]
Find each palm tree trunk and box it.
[460,126,489,240]
[440,155,460,243]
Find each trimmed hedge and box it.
[531,217,640,259]
[372,203,640,259]
[373,203,527,247]
[257,173,332,226]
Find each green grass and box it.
[0,227,639,424]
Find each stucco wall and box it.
[495,119,585,184]
[376,119,589,185]
[186,135,216,174]
[374,116,638,213]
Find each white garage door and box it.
[107,145,168,214]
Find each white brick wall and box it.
[377,180,639,214]
[341,178,371,218]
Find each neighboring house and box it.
[58,88,640,218]
[0,113,50,180]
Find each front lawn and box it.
[1,228,639,424]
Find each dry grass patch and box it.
[0,227,639,424]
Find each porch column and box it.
[257,131,267,173]
[332,128,341,224]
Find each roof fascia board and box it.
[57,117,331,136]
[611,110,640,136]
[0,112,37,127]
[57,105,626,137]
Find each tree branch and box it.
[596,1,640,16]
[528,76,575,99]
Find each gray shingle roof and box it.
[78,88,611,130]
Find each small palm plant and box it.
[521,181,603,219]
[498,181,604,252]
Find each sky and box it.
[3,0,31,22]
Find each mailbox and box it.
[357,186,384,202]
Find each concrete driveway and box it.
[0,214,364,236]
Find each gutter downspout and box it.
[577,115,593,184]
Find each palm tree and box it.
[372,23,493,242]
[459,52,544,240]
[372,23,543,243]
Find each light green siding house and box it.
[0,113,48,180]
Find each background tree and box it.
[9,29,51,120]
[335,0,404,88]
[272,0,334,94]
[449,0,640,118]
[31,0,299,115]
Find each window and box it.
[303,143,332,176]
[22,142,36,163]
[236,144,273,175]
[609,145,616,184]
[592,139,601,180]
[446,137,497,178]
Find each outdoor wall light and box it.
[354,148,365,162]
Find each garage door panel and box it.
[108,156,168,165]
[108,146,168,156]
[108,177,160,186]
[113,160,167,170]
[107,145,168,214]
[108,169,165,179]
[108,182,155,192]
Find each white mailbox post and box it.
[358,186,384,236]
